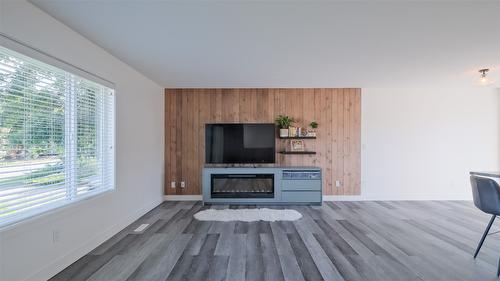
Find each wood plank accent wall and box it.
[164,89,361,196]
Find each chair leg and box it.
[474,215,496,259]
[497,257,500,277]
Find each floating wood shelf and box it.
[279,151,317,155]
[279,136,316,139]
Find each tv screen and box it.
[205,123,275,164]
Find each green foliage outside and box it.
[0,49,101,216]
[0,52,65,161]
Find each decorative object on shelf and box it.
[275,115,295,137]
[290,140,305,151]
[307,121,318,137]
[295,127,307,137]
[289,126,297,137]
[300,127,308,137]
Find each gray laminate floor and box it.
[49,201,500,281]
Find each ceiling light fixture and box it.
[478,68,495,86]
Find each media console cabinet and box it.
[202,166,322,205]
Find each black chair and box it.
[470,175,500,276]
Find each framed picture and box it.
[290,140,305,151]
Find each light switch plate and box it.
[335,180,341,187]
[180,181,186,188]
[171,181,176,188]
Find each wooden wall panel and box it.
[164,88,361,196]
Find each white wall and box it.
[352,87,499,201]
[0,1,164,281]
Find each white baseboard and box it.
[323,195,365,201]
[26,198,163,281]
[323,195,393,201]
[164,195,202,201]
[163,195,470,202]
[323,195,389,201]
[322,195,471,201]
[164,195,372,202]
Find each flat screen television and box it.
[205,123,275,164]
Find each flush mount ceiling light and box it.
[478,68,495,86]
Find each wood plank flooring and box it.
[50,201,500,281]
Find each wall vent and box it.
[134,224,149,232]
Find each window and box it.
[0,43,115,228]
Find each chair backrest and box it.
[471,175,500,215]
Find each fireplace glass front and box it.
[211,174,274,198]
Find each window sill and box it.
[0,187,115,233]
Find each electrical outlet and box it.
[53,230,61,243]
[180,181,186,188]
[335,180,341,187]
[171,181,176,188]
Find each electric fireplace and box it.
[210,174,274,198]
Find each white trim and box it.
[323,195,372,201]
[322,195,472,201]
[0,189,115,233]
[0,32,115,89]
[23,198,162,281]
[163,195,469,202]
[164,195,202,201]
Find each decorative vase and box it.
[280,128,289,138]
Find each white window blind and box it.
[0,44,115,228]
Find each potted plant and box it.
[275,115,295,137]
[308,121,318,137]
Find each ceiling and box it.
[30,0,500,88]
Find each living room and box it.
[0,1,499,281]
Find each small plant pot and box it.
[279,129,289,138]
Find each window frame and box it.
[0,33,116,230]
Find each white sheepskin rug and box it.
[194,208,302,222]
